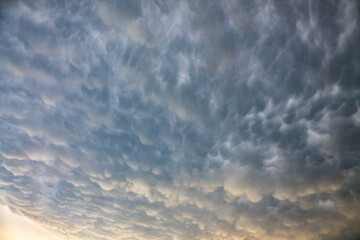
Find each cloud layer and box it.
[0,0,360,239]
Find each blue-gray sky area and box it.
[0,1,360,240]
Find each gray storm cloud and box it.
[0,0,359,240]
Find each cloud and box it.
[0,0,360,239]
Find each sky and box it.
[0,205,66,240]
[0,0,359,240]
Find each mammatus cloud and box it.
[0,0,359,239]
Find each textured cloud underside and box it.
[0,1,360,240]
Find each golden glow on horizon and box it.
[0,205,66,240]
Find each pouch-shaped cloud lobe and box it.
[0,1,359,240]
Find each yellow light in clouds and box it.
[0,205,66,240]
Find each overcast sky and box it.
[0,1,359,240]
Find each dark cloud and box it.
[0,0,359,239]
